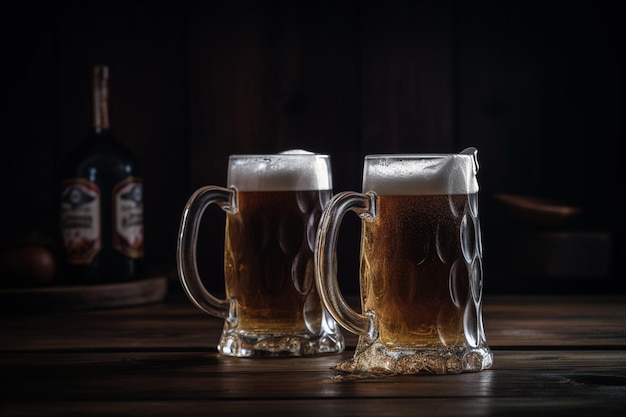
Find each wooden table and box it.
[1,292,626,416]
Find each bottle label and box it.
[60,179,102,264]
[113,178,144,259]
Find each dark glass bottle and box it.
[59,65,144,284]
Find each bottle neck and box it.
[92,65,111,130]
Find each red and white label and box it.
[113,178,144,258]
[60,179,102,264]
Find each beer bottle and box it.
[59,65,144,284]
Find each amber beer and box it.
[177,151,343,357]
[224,189,332,332]
[315,149,492,374]
[361,193,477,348]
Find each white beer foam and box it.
[363,148,479,195]
[228,149,332,191]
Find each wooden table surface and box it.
[1,292,626,416]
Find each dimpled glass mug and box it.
[177,150,344,357]
[315,148,492,374]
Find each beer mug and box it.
[315,148,493,374]
[177,150,344,357]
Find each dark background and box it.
[2,0,623,295]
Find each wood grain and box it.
[1,295,626,415]
[0,277,168,312]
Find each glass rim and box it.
[229,153,330,160]
[365,153,465,160]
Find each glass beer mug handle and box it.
[177,186,236,319]
[315,191,378,340]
